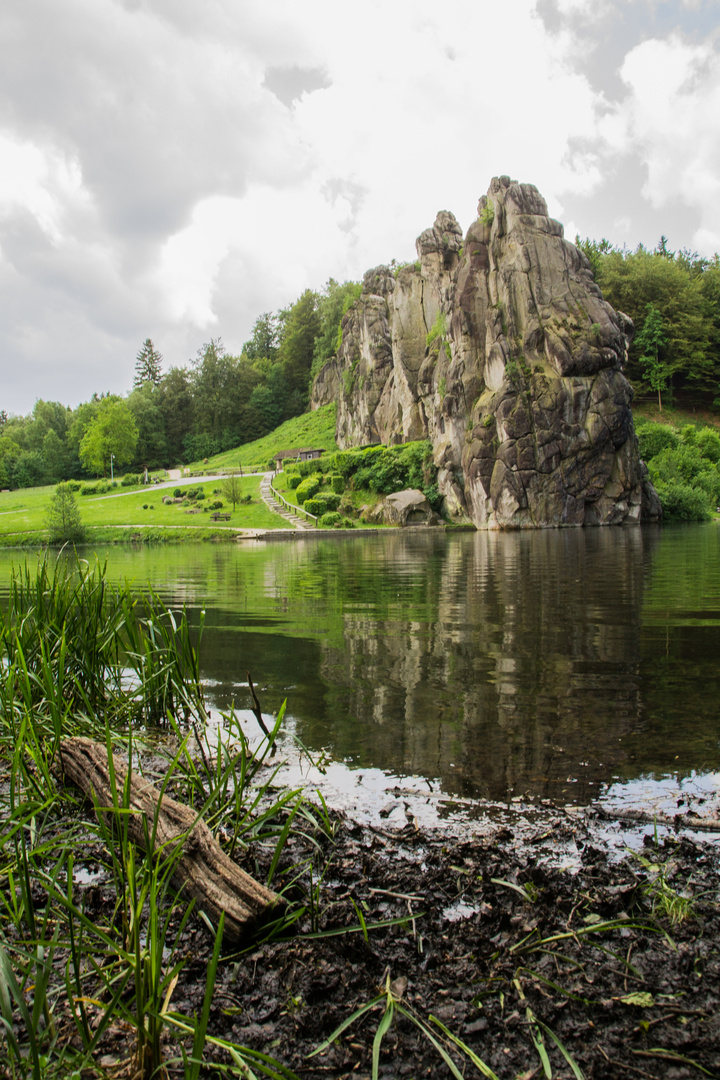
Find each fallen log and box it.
[567,803,720,834]
[59,736,284,943]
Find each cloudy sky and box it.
[1,0,719,415]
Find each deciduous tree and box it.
[80,399,139,476]
[221,475,243,510]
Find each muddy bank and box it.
[77,803,720,1079]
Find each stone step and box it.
[260,476,316,530]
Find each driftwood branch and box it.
[59,736,284,943]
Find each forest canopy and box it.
[3,234,720,490]
[0,279,360,488]
[576,236,720,405]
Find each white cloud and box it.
[0,0,718,413]
[0,135,88,245]
[607,34,720,250]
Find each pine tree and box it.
[46,483,86,543]
[134,339,163,387]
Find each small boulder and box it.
[370,489,436,526]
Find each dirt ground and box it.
[74,804,720,1079]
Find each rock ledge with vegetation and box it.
[312,176,661,529]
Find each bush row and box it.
[283,441,440,511]
[302,493,342,516]
[637,420,720,520]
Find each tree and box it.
[311,278,362,382]
[80,399,139,476]
[590,245,714,393]
[157,367,195,463]
[46,483,86,543]
[221,475,243,510]
[243,312,282,361]
[636,303,670,410]
[127,383,168,469]
[134,339,163,387]
[277,289,321,408]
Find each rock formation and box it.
[311,176,661,528]
[367,489,438,527]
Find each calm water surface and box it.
[3,525,719,824]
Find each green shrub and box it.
[331,444,383,477]
[426,312,447,349]
[320,511,343,527]
[296,476,321,504]
[480,200,494,226]
[195,491,205,500]
[331,473,345,494]
[650,445,720,504]
[80,484,97,496]
[209,500,224,510]
[295,457,331,477]
[323,492,341,511]
[654,480,712,521]
[636,422,679,462]
[64,480,82,492]
[173,487,183,498]
[696,427,720,464]
[330,441,439,506]
[288,474,302,490]
[303,497,327,516]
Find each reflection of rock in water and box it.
[313,529,653,804]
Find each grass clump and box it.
[0,557,335,1079]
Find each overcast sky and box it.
[1,0,719,416]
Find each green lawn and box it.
[0,476,292,546]
[186,403,338,472]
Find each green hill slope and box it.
[186,403,337,472]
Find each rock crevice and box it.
[312,176,660,528]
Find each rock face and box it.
[311,176,661,529]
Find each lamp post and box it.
[110,453,115,481]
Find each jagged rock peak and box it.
[416,211,464,258]
[311,177,661,529]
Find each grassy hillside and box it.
[633,400,720,430]
[186,403,337,472]
[0,475,292,546]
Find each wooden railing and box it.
[269,478,318,525]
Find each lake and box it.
[2,524,719,827]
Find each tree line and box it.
[0,280,361,488]
[4,234,720,490]
[576,235,720,407]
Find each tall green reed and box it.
[0,557,321,1079]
